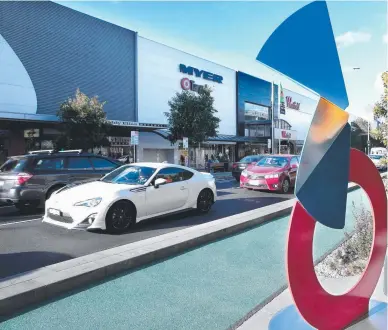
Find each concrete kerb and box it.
[0,175,385,319]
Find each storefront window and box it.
[238,143,268,159]
[244,102,269,121]
[246,124,271,138]
[274,119,291,130]
[186,144,236,171]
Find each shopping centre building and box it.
[0,2,372,167]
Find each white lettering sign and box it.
[107,120,167,129]
[131,131,139,145]
[108,136,130,146]
[183,137,188,149]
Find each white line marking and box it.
[0,218,42,227]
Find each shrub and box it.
[336,201,373,267]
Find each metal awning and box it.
[153,129,267,144]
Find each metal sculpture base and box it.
[269,300,387,330]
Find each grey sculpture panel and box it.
[0,1,136,121]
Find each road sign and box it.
[130,131,139,145]
[24,129,39,138]
[183,137,188,149]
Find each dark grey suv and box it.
[0,150,121,212]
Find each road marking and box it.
[0,218,42,227]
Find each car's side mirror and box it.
[154,178,167,189]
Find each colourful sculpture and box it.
[257,1,387,329]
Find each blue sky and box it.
[58,1,387,120]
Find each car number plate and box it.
[49,208,61,216]
[248,180,266,186]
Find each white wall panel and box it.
[138,37,237,135]
[0,34,37,114]
[279,88,319,142]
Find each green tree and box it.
[350,117,381,151]
[373,72,388,147]
[165,85,220,145]
[55,89,111,151]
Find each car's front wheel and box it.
[281,178,290,194]
[106,200,136,234]
[197,189,214,213]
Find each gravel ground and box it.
[315,232,368,278]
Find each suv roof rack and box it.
[28,150,54,154]
[58,149,83,154]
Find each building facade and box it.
[137,37,237,168]
[0,1,137,159]
[0,1,376,166]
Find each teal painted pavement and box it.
[2,189,370,330]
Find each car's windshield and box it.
[369,155,383,160]
[101,165,156,185]
[241,156,261,163]
[257,156,288,168]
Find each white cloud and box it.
[335,31,371,48]
[374,72,384,95]
[383,33,388,43]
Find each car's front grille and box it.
[245,183,268,189]
[48,213,73,224]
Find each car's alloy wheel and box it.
[197,189,213,213]
[106,201,135,234]
[282,178,290,194]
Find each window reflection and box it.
[244,102,269,121]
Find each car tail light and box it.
[16,173,33,185]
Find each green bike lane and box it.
[1,189,369,330]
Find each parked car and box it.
[240,155,300,194]
[42,162,217,233]
[232,155,265,181]
[0,150,121,212]
[369,154,387,171]
[117,155,133,164]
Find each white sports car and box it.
[42,162,217,233]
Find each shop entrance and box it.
[143,149,174,163]
[237,143,268,160]
[276,140,295,154]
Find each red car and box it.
[240,154,300,194]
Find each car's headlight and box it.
[241,170,248,177]
[265,173,280,179]
[74,197,102,207]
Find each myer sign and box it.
[179,64,223,84]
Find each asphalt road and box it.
[0,179,293,279]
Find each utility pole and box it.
[271,82,275,154]
[367,120,370,155]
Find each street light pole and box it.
[352,67,371,154]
